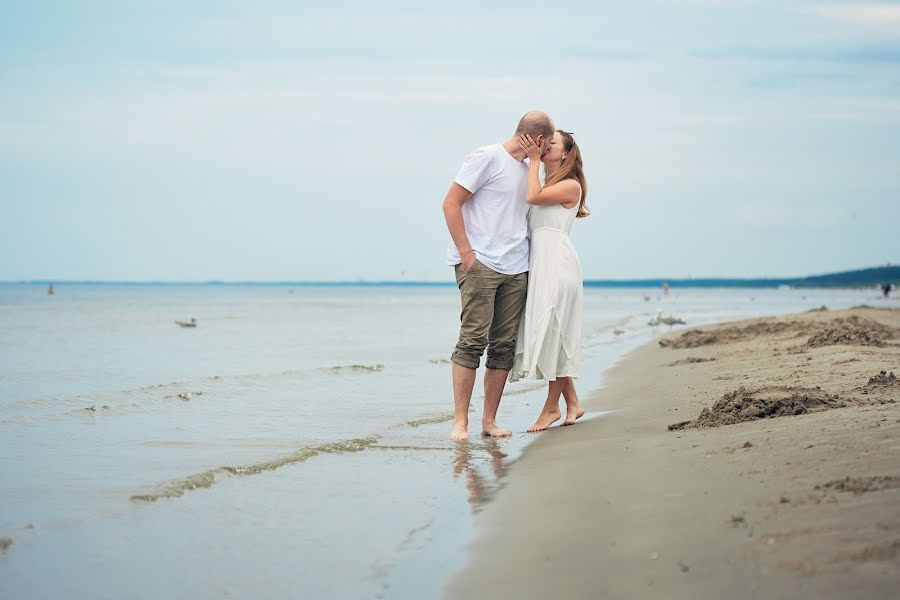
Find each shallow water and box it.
[0,284,884,598]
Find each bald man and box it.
[443,110,555,441]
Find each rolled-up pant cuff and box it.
[451,353,480,369]
[485,358,513,371]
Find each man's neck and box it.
[502,138,527,162]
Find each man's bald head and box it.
[514,110,555,141]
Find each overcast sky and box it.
[2,0,898,281]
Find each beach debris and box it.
[165,391,204,401]
[613,328,625,335]
[84,405,96,412]
[661,316,686,326]
[175,318,197,328]
[0,537,12,552]
[677,560,690,573]
[814,475,900,496]
[428,358,452,365]
[668,386,845,430]
[323,364,384,374]
[742,441,753,448]
[832,358,860,365]
[406,413,454,428]
[780,496,790,503]
[649,552,659,560]
[730,515,745,527]
[648,310,686,327]
[667,357,715,367]
[845,541,900,563]
[807,305,828,312]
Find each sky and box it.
[1,0,898,281]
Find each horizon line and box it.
[2,266,896,289]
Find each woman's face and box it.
[542,131,566,164]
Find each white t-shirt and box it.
[445,144,530,275]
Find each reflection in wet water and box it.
[453,438,509,513]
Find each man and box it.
[443,110,555,441]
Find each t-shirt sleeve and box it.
[453,148,494,194]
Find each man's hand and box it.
[461,250,476,272]
[443,182,477,273]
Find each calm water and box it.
[0,284,883,599]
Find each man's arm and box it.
[442,182,476,272]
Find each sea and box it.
[0,283,886,599]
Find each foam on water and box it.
[131,435,383,502]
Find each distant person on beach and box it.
[443,110,555,441]
[509,130,590,432]
[47,284,54,296]
[884,283,893,299]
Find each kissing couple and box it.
[443,110,590,441]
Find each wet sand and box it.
[446,306,900,599]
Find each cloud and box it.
[692,45,900,63]
[807,3,900,26]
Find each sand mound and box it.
[660,315,898,351]
[854,370,900,402]
[866,370,899,387]
[815,475,900,495]
[660,320,809,349]
[805,316,896,348]
[659,331,718,349]
[668,386,844,430]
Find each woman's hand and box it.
[517,134,543,161]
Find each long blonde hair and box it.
[544,130,589,218]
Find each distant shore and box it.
[447,306,900,599]
[3,262,899,289]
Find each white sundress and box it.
[509,202,583,382]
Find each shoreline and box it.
[446,306,900,599]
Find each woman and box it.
[509,130,590,432]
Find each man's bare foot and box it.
[562,403,585,426]
[527,408,561,433]
[481,422,512,437]
[449,419,469,441]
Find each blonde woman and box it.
[509,130,590,432]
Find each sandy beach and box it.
[447,306,900,599]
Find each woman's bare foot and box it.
[482,421,512,437]
[562,403,585,426]
[449,418,469,441]
[527,408,561,433]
